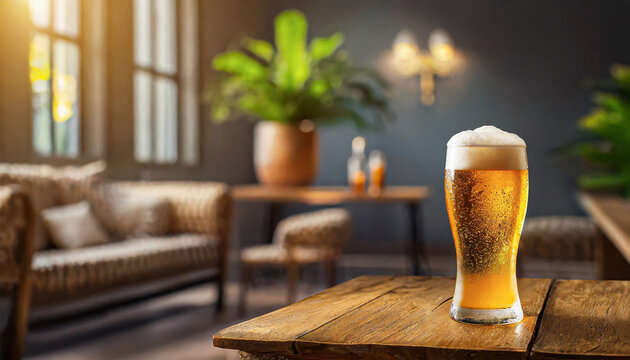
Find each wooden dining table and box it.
[232,185,433,275]
[214,275,630,359]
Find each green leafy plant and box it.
[571,64,630,196]
[206,9,393,128]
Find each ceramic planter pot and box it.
[253,120,318,186]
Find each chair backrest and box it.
[0,161,106,250]
[274,208,352,254]
[520,216,598,261]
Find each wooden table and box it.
[578,192,630,280]
[232,185,433,275]
[214,276,630,359]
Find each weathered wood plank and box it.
[295,277,552,360]
[530,280,630,359]
[213,276,407,355]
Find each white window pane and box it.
[31,34,52,155]
[134,71,152,162]
[133,0,152,67]
[29,0,51,28]
[154,78,177,163]
[54,0,79,38]
[53,40,80,157]
[54,120,79,157]
[33,95,53,155]
[155,0,177,74]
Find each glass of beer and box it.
[445,126,528,325]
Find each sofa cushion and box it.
[42,201,110,249]
[111,192,171,238]
[89,184,171,239]
[31,234,218,301]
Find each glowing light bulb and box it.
[392,30,423,76]
[393,30,420,62]
[429,29,454,63]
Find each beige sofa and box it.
[0,163,232,360]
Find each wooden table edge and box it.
[293,338,531,359]
[213,336,295,355]
[231,185,434,204]
[530,349,630,359]
[213,275,405,355]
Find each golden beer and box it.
[445,126,528,324]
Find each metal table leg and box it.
[409,202,430,275]
[267,202,282,243]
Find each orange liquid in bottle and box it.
[369,164,386,194]
[350,171,366,194]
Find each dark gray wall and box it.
[2,1,630,253]
[210,0,630,251]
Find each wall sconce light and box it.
[392,29,459,106]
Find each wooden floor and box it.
[23,255,596,360]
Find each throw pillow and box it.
[42,201,109,249]
[90,184,171,239]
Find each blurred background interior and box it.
[0,0,630,359]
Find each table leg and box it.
[267,202,282,244]
[409,203,430,276]
[595,229,630,280]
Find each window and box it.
[29,0,81,157]
[133,0,199,165]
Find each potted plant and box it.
[569,64,630,196]
[207,9,393,186]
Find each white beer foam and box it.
[447,125,526,147]
[445,126,527,170]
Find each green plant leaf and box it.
[242,37,274,62]
[594,93,624,113]
[205,9,394,129]
[309,79,329,97]
[611,64,630,89]
[212,51,268,81]
[579,173,629,190]
[273,10,310,91]
[580,109,630,146]
[309,32,344,61]
[556,64,630,195]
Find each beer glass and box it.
[445,126,528,324]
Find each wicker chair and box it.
[519,216,600,276]
[0,186,34,360]
[239,208,352,314]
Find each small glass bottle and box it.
[369,150,387,195]
[347,137,367,194]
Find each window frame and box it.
[133,0,199,167]
[30,0,86,160]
